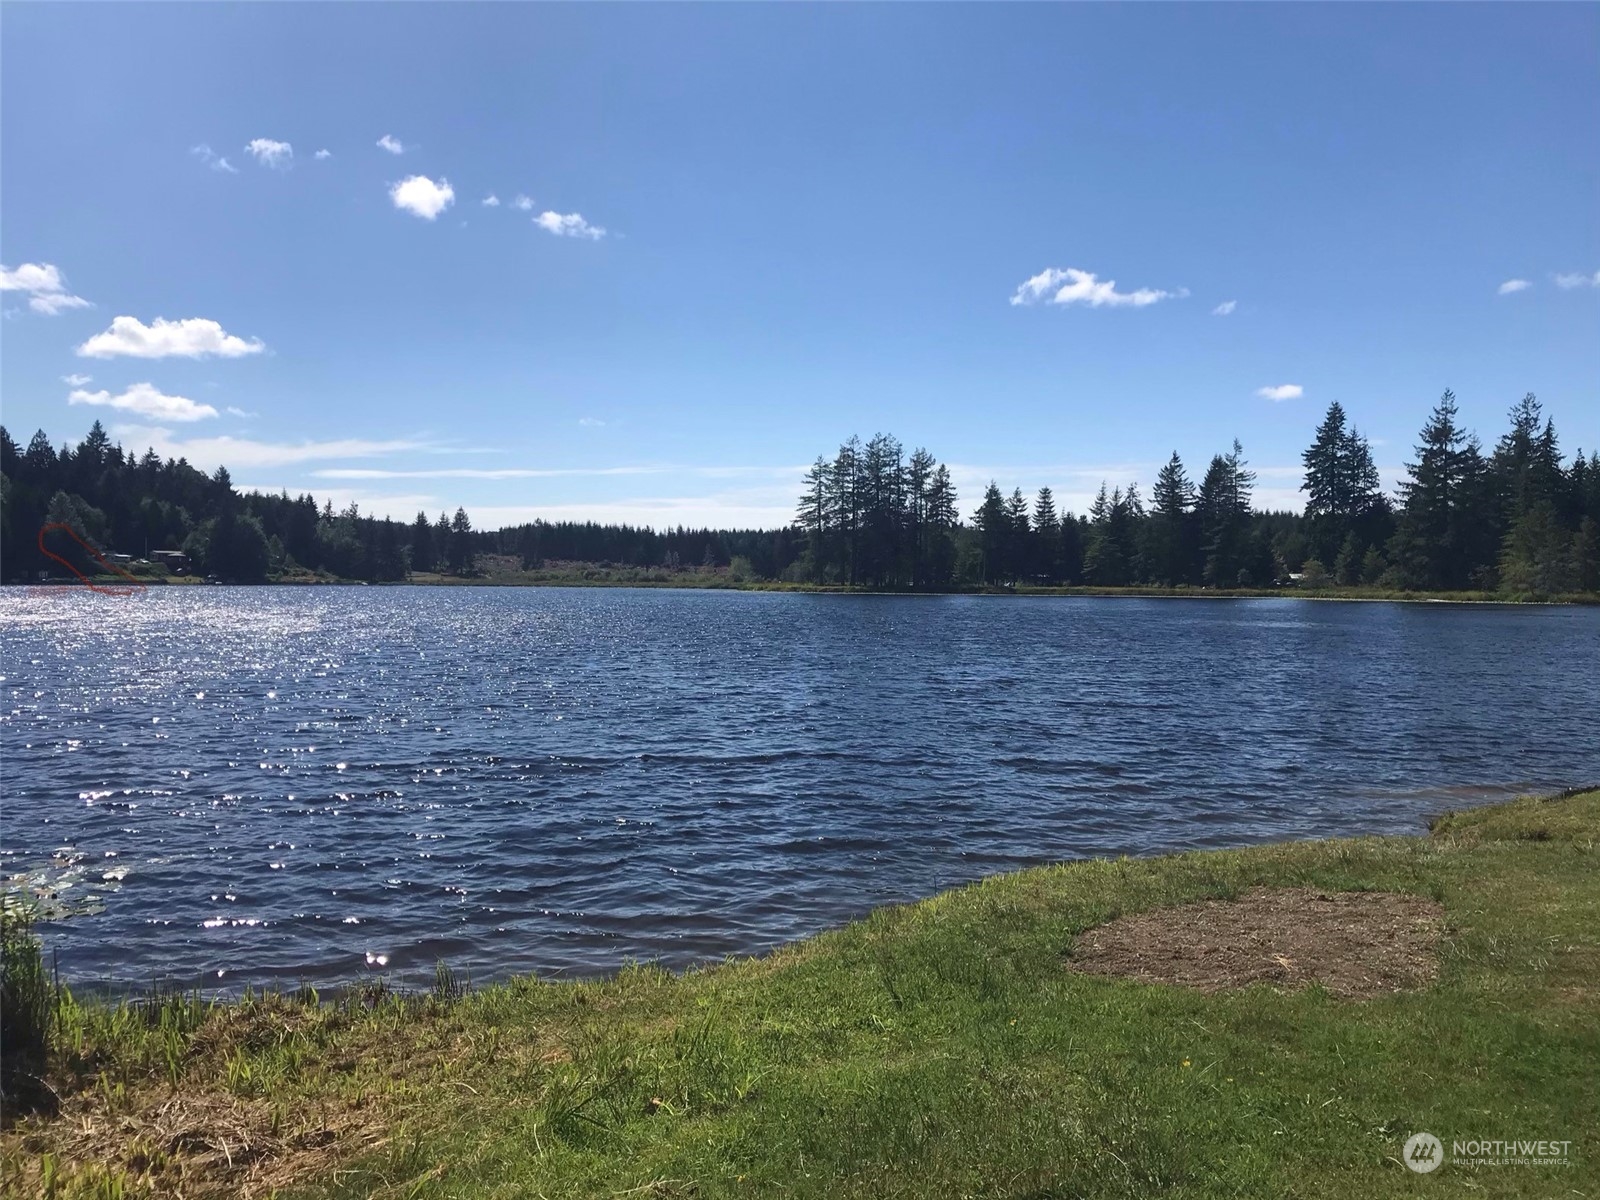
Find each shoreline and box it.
[4,786,1596,1196]
[7,575,1599,605]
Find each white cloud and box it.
[389,175,455,220]
[311,464,801,482]
[69,382,219,423]
[77,316,266,359]
[376,134,407,155]
[466,490,799,532]
[245,138,293,168]
[1,262,92,315]
[314,148,333,161]
[1553,270,1600,289]
[1256,384,1304,402]
[237,485,441,519]
[1211,300,1237,316]
[190,144,238,174]
[1010,267,1180,309]
[512,194,535,211]
[482,194,501,207]
[578,417,606,428]
[535,211,605,240]
[111,426,424,471]
[225,406,258,419]
[1498,279,1532,295]
[61,373,93,386]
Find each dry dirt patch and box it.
[1066,887,1444,999]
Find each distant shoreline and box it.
[8,573,1598,605]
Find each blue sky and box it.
[3,4,1597,527]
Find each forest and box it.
[2,391,1597,596]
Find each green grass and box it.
[4,790,1596,1198]
[0,913,54,1102]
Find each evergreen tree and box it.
[448,507,475,574]
[1032,487,1060,583]
[905,448,936,586]
[1392,390,1496,589]
[1360,546,1387,585]
[1499,503,1575,595]
[1059,513,1085,585]
[924,464,959,586]
[1573,517,1600,593]
[1148,452,1195,585]
[796,456,832,582]
[860,433,906,587]
[1490,394,1570,592]
[1005,488,1030,582]
[973,482,1008,584]
[1334,532,1362,586]
[1084,484,1135,586]
[3,412,1594,595]
[1197,441,1254,586]
[831,437,863,585]
[1301,401,1384,567]
[411,511,435,573]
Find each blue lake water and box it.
[1,587,1596,993]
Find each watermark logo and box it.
[1453,1138,1573,1168]
[1401,1131,1574,1173]
[1404,1132,1444,1174]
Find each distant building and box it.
[151,549,191,574]
[106,553,134,566]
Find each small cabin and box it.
[151,549,191,574]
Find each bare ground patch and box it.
[1066,887,1444,999]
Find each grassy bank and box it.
[3,790,1598,1198]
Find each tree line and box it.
[791,392,1598,594]
[0,423,794,585]
[2,390,1597,593]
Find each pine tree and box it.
[1390,391,1507,589]
[905,448,936,586]
[796,456,831,581]
[1005,488,1031,582]
[1334,532,1362,586]
[411,511,434,573]
[1490,394,1571,592]
[1149,452,1195,585]
[1573,517,1600,593]
[1360,546,1387,585]
[1197,441,1254,586]
[924,464,958,586]
[1500,503,1575,595]
[852,433,903,587]
[448,507,475,574]
[973,483,1008,584]
[1084,484,1133,585]
[1301,401,1384,566]
[830,437,863,585]
[25,430,56,473]
[1032,487,1060,583]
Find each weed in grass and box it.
[1,912,55,1113]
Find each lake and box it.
[2,587,1596,993]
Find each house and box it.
[151,549,191,574]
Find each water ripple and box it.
[2,588,1597,992]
